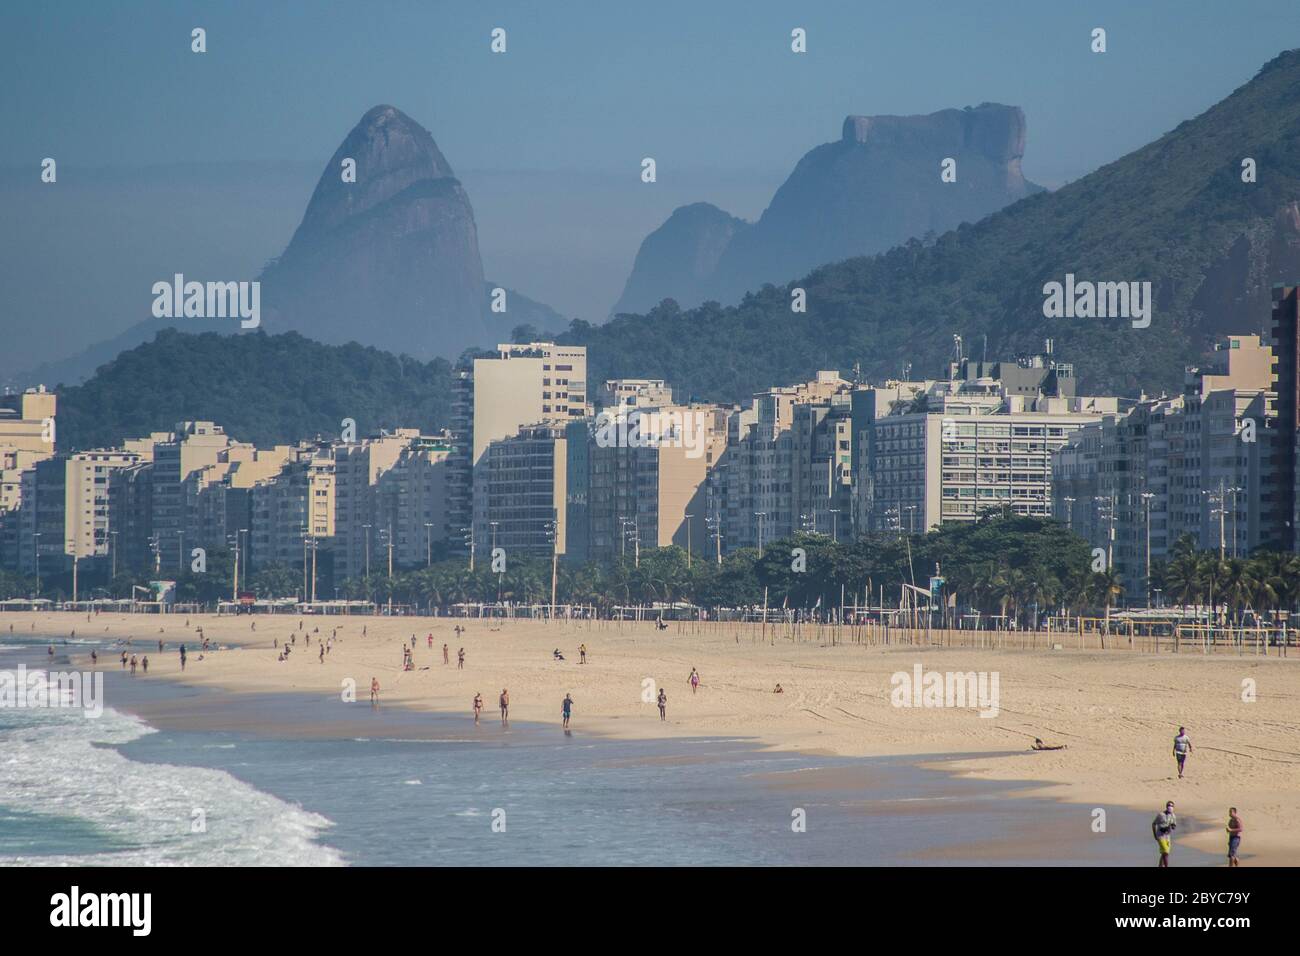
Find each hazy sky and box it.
[2,0,1298,375]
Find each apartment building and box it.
[1053,334,1275,591]
[249,444,335,579]
[483,424,568,558]
[447,342,589,551]
[718,371,851,551]
[150,422,236,573]
[870,358,1116,532]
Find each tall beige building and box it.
[449,342,589,552]
[152,422,237,572]
[249,444,335,579]
[587,402,728,562]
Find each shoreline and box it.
[11,610,1297,864]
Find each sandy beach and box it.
[15,610,1300,864]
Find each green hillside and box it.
[56,329,453,450]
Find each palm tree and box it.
[1088,568,1125,637]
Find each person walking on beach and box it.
[473,693,483,724]
[120,651,127,670]
[457,647,465,670]
[562,693,573,729]
[443,643,449,665]
[179,644,187,671]
[1153,801,1177,867]
[499,688,509,724]
[579,644,587,664]
[427,633,433,649]
[90,649,97,669]
[158,639,164,653]
[370,677,380,705]
[1227,808,1244,866]
[688,668,700,694]
[657,688,667,721]
[319,644,325,664]
[142,655,149,674]
[129,655,137,675]
[1173,727,1193,778]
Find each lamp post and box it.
[361,523,372,580]
[754,512,766,558]
[110,530,118,582]
[683,513,693,570]
[461,526,475,571]
[1141,491,1155,608]
[828,508,840,543]
[1229,486,1244,558]
[33,531,41,596]
[424,522,434,567]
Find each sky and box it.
[2,0,1298,376]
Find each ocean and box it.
[0,635,1217,866]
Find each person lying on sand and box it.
[773,684,784,694]
[1031,738,1066,751]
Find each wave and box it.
[0,700,344,867]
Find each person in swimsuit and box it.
[141,655,149,674]
[657,688,667,720]
[1031,738,1066,751]
[499,688,509,724]
[458,648,465,669]
[443,643,449,664]
[688,668,700,694]
[473,693,483,724]
[1173,727,1192,778]
[1226,808,1244,866]
[579,644,587,664]
[1153,801,1177,867]
[90,649,98,668]
[562,693,573,729]
[370,677,380,704]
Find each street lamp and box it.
[683,513,693,569]
[424,522,434,567]
[828,508,840,543]
[1141,491,1155,608]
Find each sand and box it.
[14,610,1300,864]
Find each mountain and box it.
[258,105,490,359]
[567,51,1300,402]
[10,104,568,389]
[611,203,751,315]
[613,103,1042,313]
[56,329,451,451]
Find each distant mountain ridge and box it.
[575,51,1300,403]
[613,103,1042,314]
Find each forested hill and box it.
[55,329,453,450]
[561,50,1300,402]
